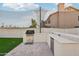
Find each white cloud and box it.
[2,3,39,11]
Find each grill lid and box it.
[26,30,35,34]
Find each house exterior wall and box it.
[45,11,79,28]
[44,3,79,28]
[44,12,59,28]
[50,13,58,28]
[59,12,79,28]
[44,17,51,27]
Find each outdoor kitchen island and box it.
[49,32,79,56]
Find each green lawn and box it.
[0,38,23,56]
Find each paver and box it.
[6,42,53,56]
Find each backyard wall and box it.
[0,28,79,42]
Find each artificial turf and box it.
[0,38,23,56]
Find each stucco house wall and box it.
[50,13,58,28]
[59,12,79,28]
[44,3,79,28]
[45,11,79,28]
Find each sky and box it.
[0,3,79,27]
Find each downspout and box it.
[57,5,59,28]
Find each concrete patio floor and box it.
[6,42,53,56]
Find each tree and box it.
[1,23,4,28]
[30,19,37,28]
